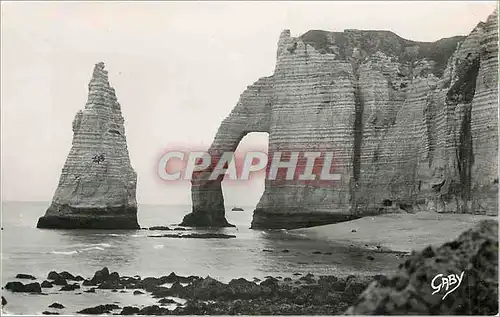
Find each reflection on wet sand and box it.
[257,230,401,277]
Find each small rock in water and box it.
[5,281,41,293]
[41,280,53,288]
[158,298,177,304]
[59,271,75,280]
[282,249,290,253]
[90,267,110,284]
[15,274,36,280]
[324,252,332,255]
[109,272,120,281]
[111,289,118,293]
[133,290,144,295]
[49,302,65,309]
[42,311,59,315]
[77,304,120,315]
[312,251,322,254]
[119,290,127,293]
[60,283,80,291]
[367,255,375,261]
[52,276,68,286]
[82,279,96,286]
[47,271,60,280]
[292,273,302,276]
[138,305,169,315]
[262,249,273,252]
[352,229,357,232]
[120,306,140,315]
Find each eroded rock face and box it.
[37,62,139,229]
[183,11,498,229]
[346,220,498,315]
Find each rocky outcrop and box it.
[5,281,42,293]
[346,219,498,315]
[37,62,139,229]
[183,10,498,229]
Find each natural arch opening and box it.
[221,132,269,226]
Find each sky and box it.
[1,1,497,206]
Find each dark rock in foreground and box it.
[48,303,65,309]
[346,220,499,315]
[5,281,41,293]
[158,298,177,305]
[149,233,236,239]
[77,304,120,314]
[15,274,36,280]
[47,272,68,286]
[120,306,140,315]
[2,296,6,306]
[41,280,53,288]
[60,283,80,291]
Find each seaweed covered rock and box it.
[346,219,498,315]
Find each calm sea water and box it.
[1,201,399,315]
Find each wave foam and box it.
[51,250,78,255]
[51,243,111,255]
[80,246,105,252]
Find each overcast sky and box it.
[1,1,497,206]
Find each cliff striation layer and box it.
[346,219,498,315]
[183,10,498,229]
[37,62,139,229]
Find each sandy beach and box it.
[292,211,497,253]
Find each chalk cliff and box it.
[182,10,498,229]
[37,62,139,229]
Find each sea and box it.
[1,201,400,315]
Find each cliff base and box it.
[37,204,139,229]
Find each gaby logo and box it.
[431,271,465,300]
